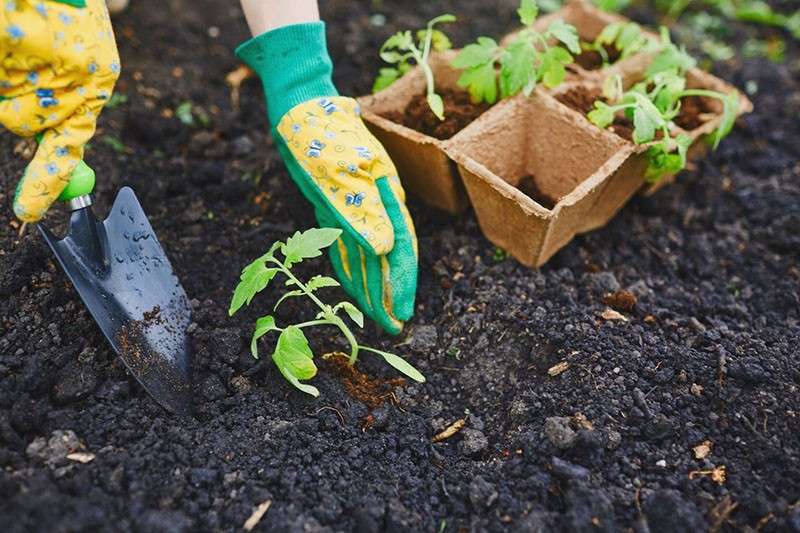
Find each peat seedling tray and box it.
[359,1,752,266]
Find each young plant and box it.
[229,228,425,397]
[451,0,581,104]
[582,21,660,67]
[373,14,456,120]
[587,27,740,182]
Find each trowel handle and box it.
[32,133,96,206]
[58,161,96,202]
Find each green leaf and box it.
[596,21,624,46]
[273,289,303,311]
[587,102,616,127]
[382,31,414,53]
[451,38,498,69]
[363,347,426,383]
[335,301,364,328]
[711,90,739,150]
[631,94,665,144]
[427,93,445,120]
[280,369,320,397]
[540,46,573,89]
[380,50,404,64]
[674,133,692,169]
[250,315,279,358]
[456,63,498,104]
[616,22,642,52]
[500,40,537,98]
[418,28,453,52]
[281,228,342,266]
[307,275,340,292]
[547,19,581,54]
[175,101,194,126]
[517,0,539,27]
[373,67,401,93]
[272,326,318,396]
[229,262,279,315]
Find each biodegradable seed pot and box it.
[358,50,485,214]
[361,1,752,266]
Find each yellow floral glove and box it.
[0,0,120,222]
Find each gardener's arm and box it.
[236,1,418,335]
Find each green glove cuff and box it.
[234,22,338,125]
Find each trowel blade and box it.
[38,187,193,416]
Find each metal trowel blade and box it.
[38,187,193,416]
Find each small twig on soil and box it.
[709,495,738,533]
[432,418,466,443]
[315,406,346,427]
[18,222,28,239]
[243,499,272,532]
[225,64,256,115]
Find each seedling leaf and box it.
[229,263,279,315]
[273,289,304,311]
[427,93,445,120]
[518,0,539,27]
[362,347,426,383]
[712,90,739,149]
[547,19,581,54]
[282,228,342,266]
[251,315,278,358]
[335,301,364,328]
[373,68,401,93]
[457,62,499,104]
[307,275,340,292]
[451,38,498,69]
[540,46,573,88]
[272,326,318,396]
[587,101,616,127]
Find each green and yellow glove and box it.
[0,0,119,222]
[236,22,417,335]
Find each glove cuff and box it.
[235,21,339,125]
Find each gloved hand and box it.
[0,0,120,222]
[236,22,417,335]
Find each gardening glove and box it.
[0,0,120,222]
[236,22,418,335]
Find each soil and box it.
[2,1,800,532]
[573,44,622,71]
[383,89,493,140]
[557,85,638,141]
[516,174,559,210]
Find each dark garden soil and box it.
[516,174,559,210]
[383,89,493,140]
[557,85,638,141]
[573,44,621,71]
[1,1,800,532]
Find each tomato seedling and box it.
[373,14,456,120]
[229,228,425,397]
[588,26,740,181]
[451,0,581,104]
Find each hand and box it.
[237,22,418,334]
[0,0,120,222]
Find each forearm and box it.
[239,0,320,36]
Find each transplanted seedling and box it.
[373,14,457,120]
[451,0,581,104]
[229,228,425,397]
[582,21,660,67]
[587,26,739,180]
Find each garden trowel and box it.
[37,162,193,416]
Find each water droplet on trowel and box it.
[115,254,124,263]
[132,231,150,242]
[126,273,134,281]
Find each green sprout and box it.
[229,228,425,397]
[451,0,581,104]
[587,26,739,181]
[583,21,660,67]
[373,14,456,120]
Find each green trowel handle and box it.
[32,132,96,202]
[58,161,96,201]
